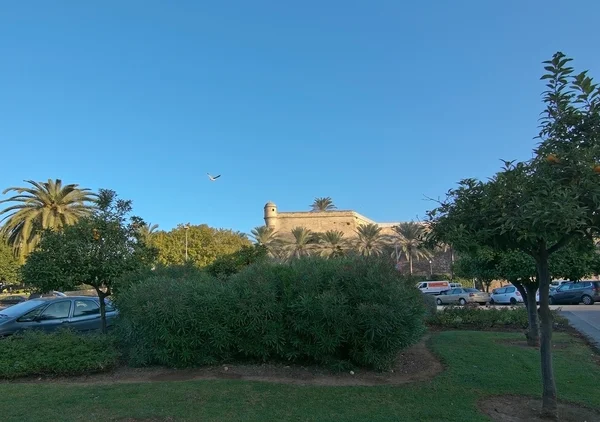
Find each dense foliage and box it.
[0,329,119,379]
[150,224,251,267]
[205,244,268,279]
[427,307,568,330]
[115,256,426,371]
[0,238,20,284]
[421,293,437,317]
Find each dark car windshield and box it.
[0,299,46,318]
[464,288,479,293]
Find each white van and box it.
[416,281,452,295]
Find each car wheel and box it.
[436,298,442,305]
[582,295,594,305]
[459,298,467,306]
[549,296,555,305]
[490,298,495,305]
[509,297,517,305]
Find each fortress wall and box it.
[275,211,362,237]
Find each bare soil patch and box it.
[478,394,600,422]
[494,338,570,350]
[3,337,443,387]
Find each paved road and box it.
[555,303,600,349]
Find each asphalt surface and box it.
[555,303,600,349]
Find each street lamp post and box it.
[184,224,190,261]
[429,259,433,278]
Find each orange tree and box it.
[22,190,157,333]
[427,52,600,420]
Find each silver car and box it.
[0,296,117,337]
[436,288,490,306]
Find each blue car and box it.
[0,296,118,337]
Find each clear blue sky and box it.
[2,1,599,235]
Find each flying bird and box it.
[207,173,221,181]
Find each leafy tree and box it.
[21,190,157,333]
[452,247,498,292]
[310,197,337,212]
[285,227,316,259]
[0,179,97,262]
[354,223,387,257]
[428,53,600,419]
[151,224,251,267]
[205,244,269,279]
[0,238,20,285]
[549,237,600,281]
[316,230,347,258]
[391,222,431,275]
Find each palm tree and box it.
[137,222,159,244]
[317,230,347,258]
[310,197,337,212]
[250,225,278,245]
[354,223,388,257]
[391,222,432,275]
[286,226,316,259]
[250,225,282,257]
[0,179,97,262]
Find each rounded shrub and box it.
[115,256,427,371]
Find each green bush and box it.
[115,256,426,371]
[205,244,269,280]
[422,293,437,316]
[0,329,119,379]
[426,306,568,329]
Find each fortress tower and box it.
[264,202,278,229]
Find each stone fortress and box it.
[262,201,452,276]
[263,202,401,238]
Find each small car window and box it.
[17,307,44,322]
[38,301,72,321]
[506,287,515,293]
[73,300,100,317]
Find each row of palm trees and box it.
[0,182,444,274]
[250,221,437,273]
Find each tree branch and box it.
[547,234,573,255]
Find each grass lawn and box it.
[1,331,599,421]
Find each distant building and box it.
[261,201,452,276]
[263,202,400,238]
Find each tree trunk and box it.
[450,247,455,280]
[95,288,108,335]
[409,256,413,275]
[536,251,558,420]
[525,283,540,347]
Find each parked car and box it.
[0,295,27,309]
[435,288,490,306]
[416,281,452,295]
[0,296,118,337]
[549,281,600,305]
[490,285,523,305]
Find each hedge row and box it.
[426,306,569,329]
[0,329,119,379]
[115,256,426,371]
